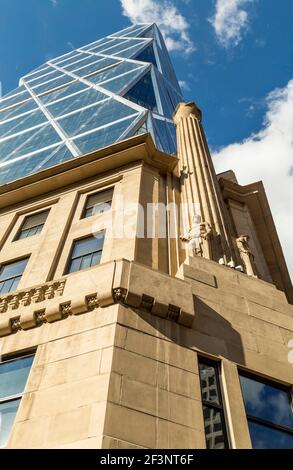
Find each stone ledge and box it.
[0,260,195,337]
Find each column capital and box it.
[173,101,202,125]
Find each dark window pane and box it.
[135,44,158,68]
[124,72,158,112]
[71,236,103,259]
[0,355,34,400]
[91,251,102,266]
[67,234,105,274]
[248,420,293,449]
[0,258,28,281]
[10,276,21,293]
[240,375,293,429]
[199,359,228,449]
[199,362,221,406]
[68,257,81,274]
[0,399,21,448]
[0,278,15,295]
[83,189,113,218]
[80,254,93,270]
[21,210,49,230]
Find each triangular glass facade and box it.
[0,23,182,185]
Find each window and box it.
[16,210,49,240]
[82,188,113,219]
[123,72,158,112]
[0,354,34,448]
[66,232,105,274]
[239,372,293,449]
[0,258,29,295]
[198,358,229,449]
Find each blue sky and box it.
[0,0,292,276]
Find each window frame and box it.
[81,187,113,220]
[0,352,35,448]
[14,209,50,241]
[198,356,230,449]
[238,369,293,442]
[64,231,105,275]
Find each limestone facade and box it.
[0,111,292,448]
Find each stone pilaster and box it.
[173,102,236,265]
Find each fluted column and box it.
[173,102,235,264]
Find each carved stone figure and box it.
[236,235,258,278]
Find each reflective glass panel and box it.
[113,42,147,58]
[0,85,28,100]
[74,115,138,153]
[101,39,144,55]
[72,115,138,154]
[0,144,72,184]
[63,55,97,72]
[73,60,112,78]
[203,406,227,450]
[17,210,49,240]
[240,375,293,429]
[199,359,228,449]
[0,110,47,139]
[52,51,82,66]
[67,233,104,274]
[46,89,107,118]
[27,69,62,87]
[123,26,149,37]
[124,72,157,112]
[135,43,158,68]
[100,67,146,94]
[39,81,87,105]
[0,91,30,112]
[35,75,74,95]
[0,125,60,164]
[199,362,221,406]
[248,421,293,449]
[0,258,29,295]
[0,100,37,123]
[0,356,34,400]
[58,99,135,137]
[0,399,20,448]
[23,66,50,80]
[88,39,118,53]
[89,62,140,86]
[83,188,113,218]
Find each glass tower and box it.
[0,23,182,186]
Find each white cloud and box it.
[120,0,195,53]
[213,79,293,277]
[50,0,58,6]
[209,0,254,47]
[179,80,190,91]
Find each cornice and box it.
[0,259,195,337]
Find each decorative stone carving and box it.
[113,287,127,303]
[11,316,21,332]
[0,279,66,314]
[86,294,99,311]
[60,302,71,318]
[236,235,258,278]
[35,310,47,325]
[0,299,8,313]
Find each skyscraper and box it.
[0,24,292,450]
[0,24,181,185]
